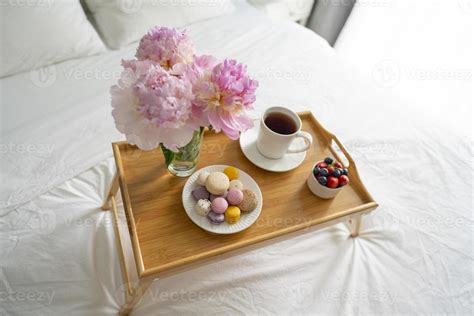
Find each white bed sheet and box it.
[334,0,472,138]
[1,2,472,315]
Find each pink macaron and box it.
[211,197,228,214]
[226,188,243,205]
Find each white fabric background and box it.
[85,0,236,49]
[0,0,106,78]
[1,2,472,315]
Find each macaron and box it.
[192,186,210,201]
[238,189,258,212]
[207,211,225,224]
[223,166,239,180]
[211,197,228,214]
[227,188,243,205]
[225,206,241,224]
[194,199,211,216]
[210,191,227,202]
[229,179,243,190]
[196,172,209,186]
[205,172,229,195]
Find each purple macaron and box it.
[192,186,210,201]
[207,211,225,224]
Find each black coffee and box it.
[264,113,297,135]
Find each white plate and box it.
[239,121,306,172]
[182,165,263,234]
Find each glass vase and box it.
[160,128,204,177]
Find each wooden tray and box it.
[112,111,378,278]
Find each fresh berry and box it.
[327,176,339,188]
[318,176,327,186]
[317,162,328,169]
[339,175,349,186]
[342,168,349,176]
[319,168,329,177]
[327,166,334,176]
[313,167,321,176]
[334,162,343,168]
[332,169,342,178]
[324,157,333,164]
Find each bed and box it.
[1,1,471,315]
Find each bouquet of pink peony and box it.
[111,27,258,176]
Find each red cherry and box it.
[327,176,339,188]
[317,162,328,168]
[339,175,349,186]
[334,162,343,169]
[327,166,334,176]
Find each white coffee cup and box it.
[256,107,313,159]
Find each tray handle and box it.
[328,133,377,204]
[329,134,355,169]
[303,111,355,168]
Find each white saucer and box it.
[239,121,307,172]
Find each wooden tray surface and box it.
[113,111,377,276]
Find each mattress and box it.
[1,2,472,315]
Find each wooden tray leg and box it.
[102,173,119,211]
[119,276,156,316]
[349,214,362,237]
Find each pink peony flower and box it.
[111,60,199,151]
[112,27,259,151]
[191,59,258,139]
[183,55,219,126]
[136,26,195,70]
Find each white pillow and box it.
[85,0,236,49]
[0,0,106,78]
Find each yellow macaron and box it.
[225,206,241,224]
[223,166,239,180]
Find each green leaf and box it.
[160,144,175,166]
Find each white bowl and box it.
[307,162,342,199]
